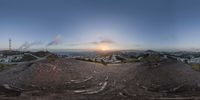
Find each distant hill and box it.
[0,50,21,56]
[32,51,52,57]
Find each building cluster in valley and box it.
[0,51,39,63]
[0,51,23,63]
[75,54,127,64]
[1,49,200,65]
[0,54,23,63]
[168,52,200,64]
[0,39,23,63]
[57,50,161,64]
[57,50,200,65]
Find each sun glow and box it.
[101,47,107,51]
[99,45,109,51]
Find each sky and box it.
[0,0,200,51]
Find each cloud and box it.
[46,34,62,47]
[97,39,115,44]
[90,38,115,45]
[68,38,115,46]
[19,41,43,50]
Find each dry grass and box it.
[140,55,161,63]
[0,63,13,71]
[47,54,58,61]
[190,63,200,71]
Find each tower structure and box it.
[9,38,11,51]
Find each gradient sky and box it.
[1,0,200,51]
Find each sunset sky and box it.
[1,0,200,51]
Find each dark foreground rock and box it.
[0,84,22,97]
[134,59,200,92]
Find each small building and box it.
[163,55,168,59]
[111,55,117,61]
[4,58,10,63]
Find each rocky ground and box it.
[1,58,200,100]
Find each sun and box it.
[97,44,110,51]
[99,45,109,51]
[101,47,107,51]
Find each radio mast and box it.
[9,38,12,51]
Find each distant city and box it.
[1,38,200,65]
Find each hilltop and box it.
[0,57,200,99]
